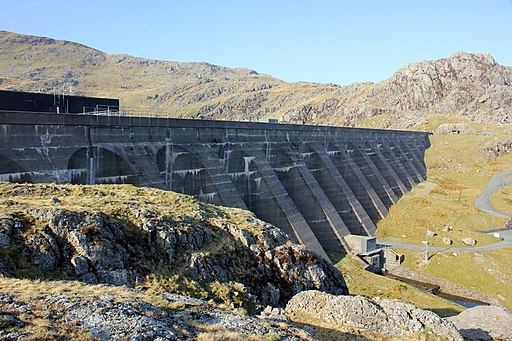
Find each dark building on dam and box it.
[0,92,430,261]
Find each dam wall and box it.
[0,111,430,259]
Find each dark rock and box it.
[71,256,89,276]
[96,269,131,286]
[0,218,14,248]
[80,272,98,285]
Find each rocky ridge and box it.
[0,285,312,340]
[1,31,511,129]
[0,277,472,341]
[0,183,347,310]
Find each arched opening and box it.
[269,145,342,250]
[169,145,222,205]
[301,144,365,235]
[68,147,139,185]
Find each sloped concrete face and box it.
[0,112,430,259]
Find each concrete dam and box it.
[0,111,430,260]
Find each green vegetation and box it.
[336,255,463,317]
[396,248,512,310]
[376,122,512,310]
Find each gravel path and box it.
[378,171,512,253]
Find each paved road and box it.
[377,230,512,253]
[377,171,512,253]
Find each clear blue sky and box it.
[1,0,511,85]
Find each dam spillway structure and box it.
[0,108,430,261]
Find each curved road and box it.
[377,171,512,253]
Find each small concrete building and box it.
[382,248,404,270]
[345,235,403,271]
[345,235,378,253]
[345,235,382,269]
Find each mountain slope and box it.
[0,30,511,129]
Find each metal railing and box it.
[82,106,173,118]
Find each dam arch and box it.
[68,147,140,185]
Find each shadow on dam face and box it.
[0,154,33,183]
[68,147,140,185]
[0,112,430,258]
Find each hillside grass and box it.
[397,248,512,310]
[490,183,512,216]
[376,133,512,246]
[335,255,464,317]
[376,122,512,309]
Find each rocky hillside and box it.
[0,183,347,311]
[0,182,474,340]
[1,30,511,129]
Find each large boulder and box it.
[462,237,477,246]
[285,290,463,340]
[447,306,512,340]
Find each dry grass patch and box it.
[397,248,512,310]
[490,184,512,216]
[336,255,463,317]
[377,133,511,245]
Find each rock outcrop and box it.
[285,290,463,340]
[0,289,312,340]
[0,183,348,310]
[484,139,512,159]
[447,305,512,340]
[375,52,512,124]
[462,237,477,246]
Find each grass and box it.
[397,248,512,310]
[335,255,463,317]
[377,133,512,245]
[490,183,512,216]
[375,123,512,310]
